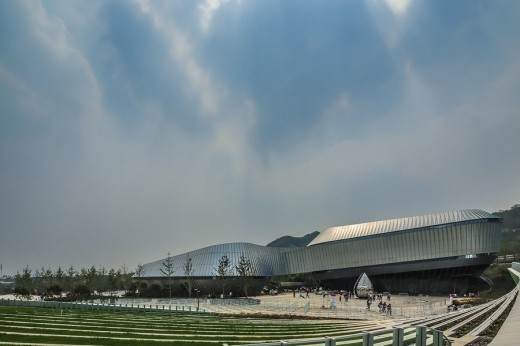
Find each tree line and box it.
[156,252,255,299]
[10,251,256,300]
[13,264,137,300]
[494,204,520,257]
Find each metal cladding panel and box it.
[307,209,500,246]
[139,209,502,281]
[281,220,502,275]
[141,243,290,279]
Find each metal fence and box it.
[226,326,451,346]
[0,298,210,314]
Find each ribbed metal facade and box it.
[141,243,290,278]
[139,209,502,294]
[283,215,501,275]
[308,209,499,246]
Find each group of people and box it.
[377,301,392,315]
[447,304,459,312]
[365,292,392,314]
[292,288,356,300]
[290,288,396,316]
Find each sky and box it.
[1,0,520,276]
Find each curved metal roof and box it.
[141,242,291,278]
[307,209,499,246]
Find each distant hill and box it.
[267,231,320,248]
[494,204,520,232]
[494,204,520,253]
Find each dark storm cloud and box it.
[197,0,404,149]
[94,2,207,132]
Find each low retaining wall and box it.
[0,298,213,315]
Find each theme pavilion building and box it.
[137,209,502,295]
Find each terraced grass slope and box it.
[0,307,381,345]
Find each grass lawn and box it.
[0,306,374,345]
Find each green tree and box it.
[97,266,107,293]
[72,284,91,300]
[236,253,254,297]
[214,255,233,297]
[107,268,117,295]
[85,266,98,294]
[42,267,54,292]
[134,263,146,297]
[33,267,43,293]
[119,264,130,294]
[182,254,194,297]
[65,266,76,293]
[47,284,63,296]
[160,252,175,298]
[78,267,88,295]
[14,265,32,299]
[54,267,65,292]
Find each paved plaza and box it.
[194,292,451,323]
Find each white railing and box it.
[226,326,450,346]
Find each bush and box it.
[453,297,489,306]
[46,284,63,296]
[71,284,91,300]
[481,264,516,299]
[14,286,30,299]
[47,294,118,303]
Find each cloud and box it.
[384,0,412,16]
[366,0,413,49]
[136,0,222,116]
[198,0,234,32]
[1,0,520,275]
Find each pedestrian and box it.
[387,303,392,315]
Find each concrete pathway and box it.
[488,267,520,346]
